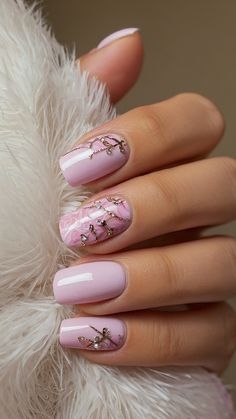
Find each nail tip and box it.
[97,27,140,49]
[58,218,66,242]
[59,156,67,178]
[59,155,64,167]
[60,167,78,188]
[52,276,57,298]
[59,156,80,187]
[59,320,66,346]
[59,216,75,247]
[52,273,61,303]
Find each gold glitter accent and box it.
[78,326,118,350]
[63,135,127,159]
[80,197,126,245]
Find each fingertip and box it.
[78,29,144,103]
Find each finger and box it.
[59,303,236,373]
[53,236,236,314]
[59,93,224,188]
[127,227,204,249]
[59,156,236,253]
[78,28,143,103]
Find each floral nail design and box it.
[59,196,131,247]
[78,325,123,350]
[59,134,129,186]
[63,134,127,160]
[59,317,125,351]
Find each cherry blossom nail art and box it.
[60,317,125,351]
[59,196,131,247]
[59,134,129,186]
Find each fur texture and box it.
[0,1,235,418]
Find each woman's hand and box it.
[53,29,236,374]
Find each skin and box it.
[63,31,236,374]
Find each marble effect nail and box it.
[59,196,131,247]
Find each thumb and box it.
[78,28,144,103]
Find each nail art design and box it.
[60,134,129,186]
[63,135,127,159]
[59,196,131,247]
[60,317,125,350]
[78,325,122,350]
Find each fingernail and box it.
[97,28,139,49]
[59,196,131,247]
[60,317,126,350]
[59,134,129,186]
[53,261,126,304]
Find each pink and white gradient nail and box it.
[59,196,131,247]
[60,317,126,350]
[53,261,126,304]
[59,134,129,186]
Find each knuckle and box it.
[221,303,236,360]
[216,157,236,203]
[132,105,167,147]
[221,236,236,269]
[148,171,184,228]
[218,156,236,182]
[154,320,182,364]
[158,252,181,299]
[176,92,225,138]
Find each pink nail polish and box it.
[60,317,126,350]
[59,134,129,186]
[53,261,126,304]
[97,28,139,49]
[59,196,131,247]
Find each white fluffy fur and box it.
[0,1,235,418]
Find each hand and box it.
[54,29,236,374]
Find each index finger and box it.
[59,93,224,190]
[79,29,143,104]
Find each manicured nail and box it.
[59,196,131,247]
[59,134,129,186]
[53,261,126,304]
[60,317,126,350]
[97,28,139,49]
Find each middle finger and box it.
[59,156,236,253]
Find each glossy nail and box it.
[59,196,131,247]
[53,261,126,304]
[97,28,139,49]
[59,134,129,186]
[60,317,126,350]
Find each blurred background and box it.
[36,0,236,402]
